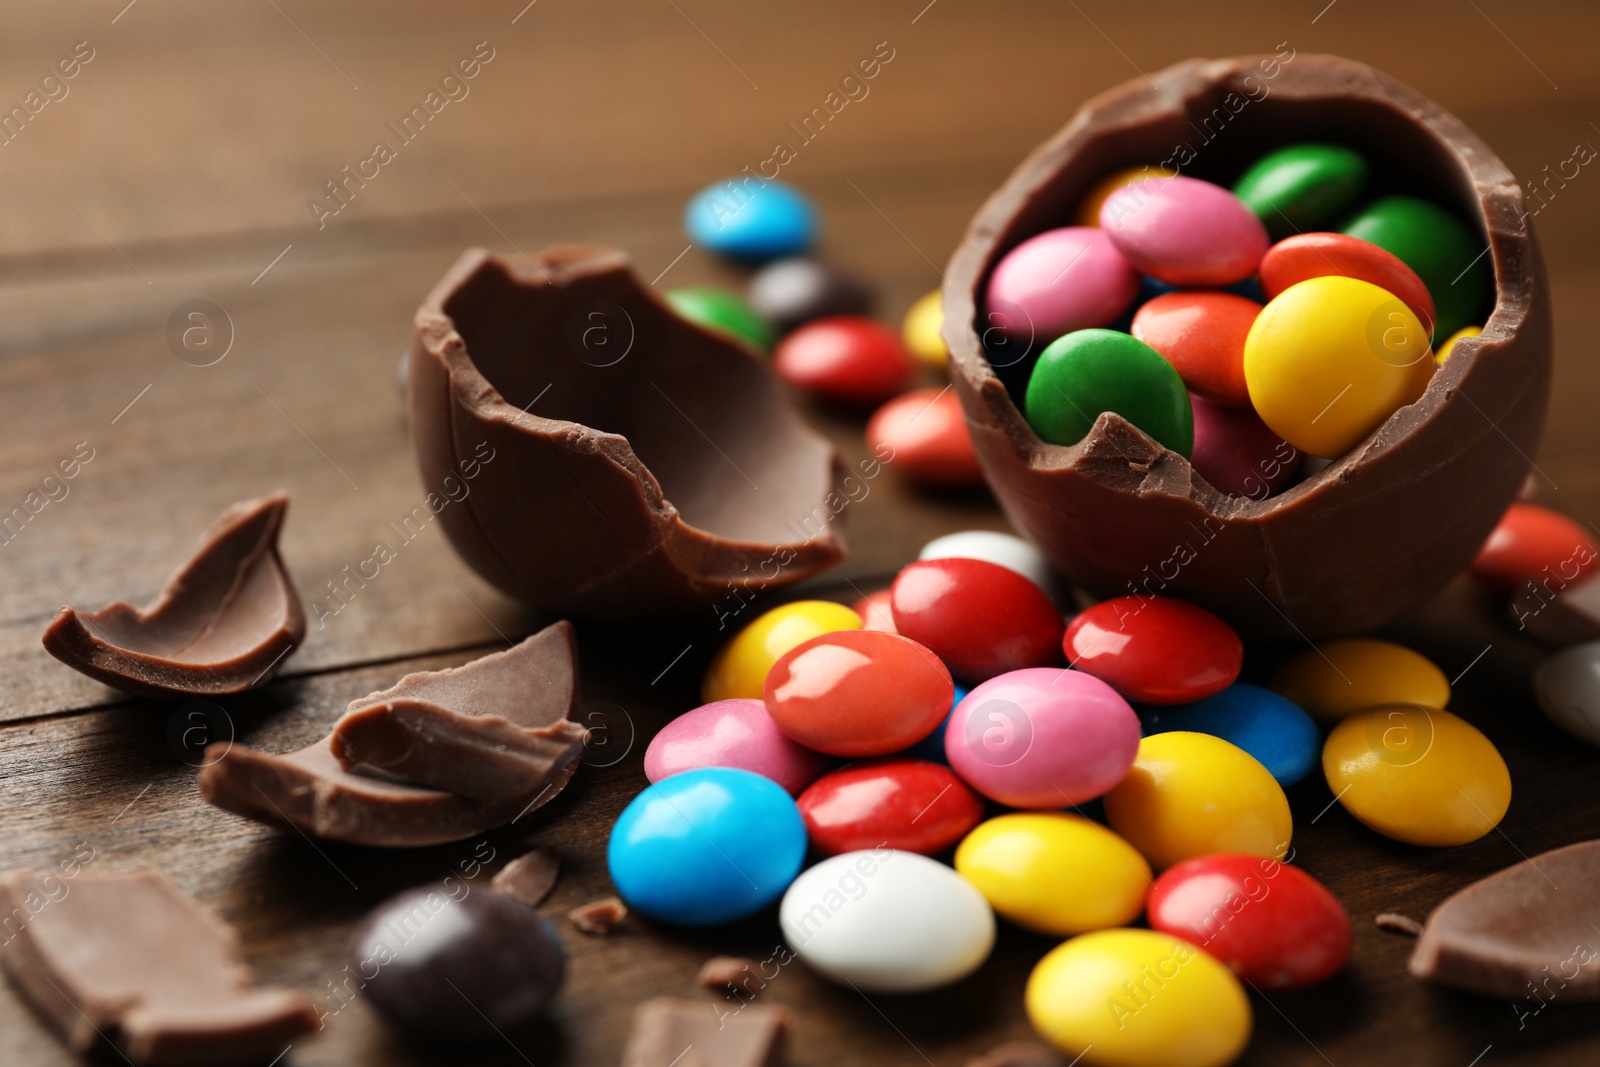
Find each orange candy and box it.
[1259,233,1437,336]
[1130,291,1260,407]
[1471,502,1600,594]
[867,388,984,488]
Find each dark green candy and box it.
[1233,144,1368,239]
[1342,194,1490,340]
[665,288,777,352]
[1024,328,1193,457]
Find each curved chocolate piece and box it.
[198,621,582,847]
[0,868,317,1066]
[944,54,1550,639]
[408,247,847,618]
[41,494,305,697]
[1409,840,1600,1000]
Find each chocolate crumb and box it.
[698,956,764,992]
[622,996,788,1067]
[569,895,628,935]
[965,1041,1069,1067]
[490,845,561,907]
[1376,912,1424,937]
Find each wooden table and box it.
[2,1,1598,1063]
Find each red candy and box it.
[853,589,898,633]
[1190,395,1298,499]
[891,558,1064,682]
[1471,502,1600,594]
[773,316,915,407]
[1259,232,1437,334]
[1148,854,1351,989]
[867,388,983,488]
[1130,291,1260,408]
[797,758,983,857]
[1062,595,1241,704]
[765,630,952,757]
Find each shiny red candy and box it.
[765,630,952,757]
[852,589,898,633]
[866,388,983,488]
[797,758,983,857]
[891,558,1064,682]
[1129,291,1259,408]
[1471,502,1600,594]
[1148,853,1352,989]
[1062,595,1241,704]
[773,316,915,407]
[1259,232,1437,334]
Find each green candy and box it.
[1342,195,1490,340]
[666,288,776,352]
[1233,143,1368,238]
[1024,329,1193,457]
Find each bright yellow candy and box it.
[1027,929,1251,1067]
[701,600,863,702]
[955,813,1150,936]
[1323,704,1511,847]
[1273,638,1449,723]
[1103,732,1291,871]
[1243,276,1434,458]
[1435,324,1482,365]
[902,290,947,367]
[1074,164,1178,227]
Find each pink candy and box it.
[1190,395,1298,499]
[984,227,1140,345]
[643,698,830,796]
[1100,176,1269,287]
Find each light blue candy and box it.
[607,766,806,926]
[1141,682,1319,786]
[685,178,817,262]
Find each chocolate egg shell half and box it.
[944,53,1550,639]
[409,247,847,618]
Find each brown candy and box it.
[746,257,874,333]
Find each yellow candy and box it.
[1435,324,1482,365]
[1272,638,1449,723]
[1103,732,1291,871]
[1027,929,1251,1067]
[701,600,863,702]
[902,290,947,367]
[955,813,1150,936]
[1323,704,1511,847]
[1243,276,1434,458]
[1074,164,1178,227]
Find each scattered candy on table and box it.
[891,557,1064,682]
[773,315,916,406]
[664,287,777,351]
[1063,595,1242,704]
[1100,175,1269,287]
[797,758,983,857]
[684,177,817,261]
[1130,290,1259,408]
[746,257,872,333]
[1258,232,1436,333]
[866,387,984,488]
[1025,328,1194,455]
[1533,641,1600,746]
[1341,193,1490,340]
[1272,637,1450,723]
[644,697,831,795]
[702,599,863,703]
[1141,682,1319,786]
[902,289,948,366]
[918,529,1056,594]
[1469,501,1599,594]
[1188,395,1299,498]
[985,227,1141,343]
[1231,143,1369,238]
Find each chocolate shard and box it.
[198,622,582,847]
[41,494,305,697]
[1376,912,1424,937]
[490,845,562,907]
[621,996,788,1067]
[697,956,764,993]
[1409,840,1600,999]
[568,895,627,936]
[0,868,317,1066]
[965,1043,1071,1067]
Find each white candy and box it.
[779,849,994,993]
[918,530,1055,594]
[1533,641,1600,747]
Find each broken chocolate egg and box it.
[944,54,1550,638]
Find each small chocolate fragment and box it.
[0,869,317,1066]
[697,956,763,993]
[965,1042,1070,1067]
[1518,575,1600,646]
[199,622,581,847]
[621,996,788,1067]
[41,494,305,697]
[1376,912,1424,937]
[569,895,627,935]
[351,887,565,1042]
[490,845,562,907]
[1410,839,1600,999]
[746,257,874,333]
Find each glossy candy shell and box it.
[1025,329,1193,456]
[685,179,816,262]
[1470,502,1599,594]
[1232,144,1368,238]
[665,287,777,351]
[918,530,1055,593]
[1342,194,1489,339]
[797,759,982,857]
[1141,682,1319,786]
[891,558,1064,682]
[1272,638,1449,723]
[867,388,983,488]
[1189,395,1298,500]
[644,698,831,795]
[1062,595,1241,704]
[984,227,1141,343]
[1130,291,1259,408]
[774,316,916,406]
[1258,232,1435,334]
[1100,176,1269,287]
[902,289,947,366]
[702,600,863,703]
[1532,641,1600,746]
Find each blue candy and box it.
[607,767,806,926]
[1140,682,1318,785]
[685,178,817,262]
[898,684,966,764]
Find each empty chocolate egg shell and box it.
[944,53,1551,639]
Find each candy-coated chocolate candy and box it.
[773,315,915,406]
[1100,176,1270,287]
[765,630,953,757]
[1243,276,1433,458]
[944,667,1140,808]
[797,758,982,857]
[702,600,863,703]
[1148,854,1351,989]
[746,257,872,333]
[852,589,897,633]
[665,287,776,352]
[1259,232,1435,333]
[902,289,947,366]
[1063,596,1241,704]
[1189,395,1298,499]
[955,813,1150,936]
[918,530,1055,594]
[1532,641,1600,747]
[608,767,806,925]
[1232,144,1368,238]
[985,227,1141,344]
[1142,683,1319,786]
[1104,732,1292,870]
[1436,324,1481,365]
[1272,638,1449,723]
[780,850,995,992]
[1470,502,1599,594]
[891,558,1064,682]
[1075,164,1177,227]
[685,178,816,262]
[1322,706,1511,846]
[1343,194,1490,339]
[1027,929,1251,1067]
[1024,329,1194,456]
[898,689,961,763]
[867,388,983,488]
[1130,291,1260,407]
[644,698,831,796]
